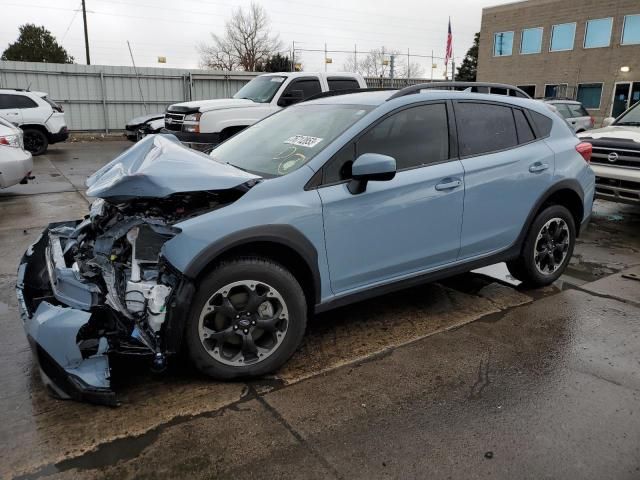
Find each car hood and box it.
[85,134,260,201]
[126,113,164,127]
[579,125,640,143]
[168,98,261,113]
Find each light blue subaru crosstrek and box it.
[17,83,595,405]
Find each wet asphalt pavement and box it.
[0,140,639,479]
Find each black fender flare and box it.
[515,179,586,249]
[182,224,322,303]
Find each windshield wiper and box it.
[615,121,640,126]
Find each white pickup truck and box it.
[578,101,640,205]
[161,72,366,151]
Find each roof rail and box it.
[387,82,531,100]
[302,87,397,102]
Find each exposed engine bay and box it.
[16,134,262,405]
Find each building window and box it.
[622,14,640,45]
[520,27,543,54]
[517,85,536,97]
[584,18,613,48]
[544,84,569,98]
[550,23,576,51]
[577,83,603,109]
[493,31,514,56]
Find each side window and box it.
[529,110,553,137]
[287,79,322,99]
[0,94,38,109]
[553,104,572,119]
[567,103,589,117]
[323,142,356,184]
[513,109,535,144]
[455,102,518,156]
[328,78,360,91]
[357,104,449,170]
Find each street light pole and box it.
[81,0,91,65]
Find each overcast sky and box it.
[3,0,513,75]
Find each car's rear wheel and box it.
[507,205,576,287]
[23,128,48,155]
[185,257,307,379]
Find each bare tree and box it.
[198,3,282,71]
[343,47,424,79]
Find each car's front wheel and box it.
[507,205,576,287]
[185,257,307,379]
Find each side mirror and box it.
[348,153,396,194]
[602,117,615,127]
[278,89,304,107]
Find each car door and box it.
[454,101,555,259]
[317,102,465,294]
[0,94,24,125]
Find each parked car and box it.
[578,100,640,205]
[544,99,594,133]
[162,72,366,151]
[0,88,68,155]
[17,82,594,405]
[124,113,164,141]
[0,117,33,188]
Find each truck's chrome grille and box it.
[591,146,640,169]
[164,113,184,131]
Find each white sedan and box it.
[0,117,33,188]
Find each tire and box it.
[185,257,307,379]
[507,205,576,287]
[22,128,49,156]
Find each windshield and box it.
[615,101,640,126]
[233,76,286,103]
[210,104,373,177]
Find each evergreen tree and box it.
[2,24,74,63]
[456,32,479,81]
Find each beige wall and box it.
[477,0,640,124]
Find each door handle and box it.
[529,162,549,173]
[435,178,462,191]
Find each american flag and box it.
[445,18,453,66]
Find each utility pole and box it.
[430,50,434,82]
[389,55,395,80]
[407,48,410,82]
[324,43,327,72]
[127,41,147,114]
[291,41,295,72]
[81,0,91,65]
[452,59,456,81]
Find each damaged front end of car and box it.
[16,134,260,405]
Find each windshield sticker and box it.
[271,77,285,83]
[284,135,323,148]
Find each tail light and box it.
[576,142,592,163]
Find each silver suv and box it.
[545,100,594,133]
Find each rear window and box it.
[530,110,553,137]
[42,96,63,112]
[455,102,518,156]
[328,78,361,91]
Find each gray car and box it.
[545,100,594,133]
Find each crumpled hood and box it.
[85,134,260,200]
[169,98,260,113]
[579,125,640,142]
[126,113,164,127]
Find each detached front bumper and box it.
[16,222,118,406]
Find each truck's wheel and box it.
[507,205,576,287]
[185,257,307,379]
[23,128,49,155]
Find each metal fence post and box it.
[100,71,109,134]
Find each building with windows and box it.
[477,0,640,123]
